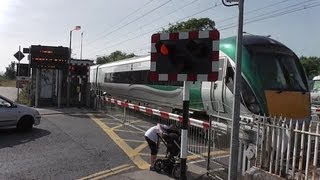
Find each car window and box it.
[0,97,12,108]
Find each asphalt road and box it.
[0,106,225,179]
[0,87,17,101]
[0,110,133,179]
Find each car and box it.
[0,95,41,131]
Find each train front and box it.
[220,35,310,120]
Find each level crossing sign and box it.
[14,51,25,61]
[149,30,220,82]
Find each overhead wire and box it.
[218,0,320,30]
[90,0,319,58]
[85,0,172,47]
[216,0,290,24]
[84,0,202,53]
[85,0,157,46]
[89,3,222,57]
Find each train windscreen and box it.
[247,45,308,92]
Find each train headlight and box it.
[248,104,261,114]
[241,78,262,114]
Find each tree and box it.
[300,56,320,79]
[161,18,215,33]
[96,51,135,64]
[4,61,16,80]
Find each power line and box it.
[88,3,222,57]
[216,0,290,24]
[83,0,201,53]
[89,0,319,58]
[86,0,172,47]
[219,1,320,31]
[85,0,157,46]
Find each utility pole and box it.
[222,0,244,179]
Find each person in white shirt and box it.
[144,123,169,170]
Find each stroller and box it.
[154,128,182,179]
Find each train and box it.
[90,34,310,121]
[311,76,320,105]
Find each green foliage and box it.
[4,61,16,80]
[16,84,31,105]
[300,56,320,79]
[96,51,135,64]
[161,18,215,33]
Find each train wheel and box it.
[154,159,163,173]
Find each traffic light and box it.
[150,30,220,82]
[70,64,88,76]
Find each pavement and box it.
[105,163,213,180]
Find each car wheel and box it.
[17,116,34,131]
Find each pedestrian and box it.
[144,123,170,171]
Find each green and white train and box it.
[90,35,310,121]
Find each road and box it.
[0,107,218,179]
[0,109,133,179]
[0,87,17,101]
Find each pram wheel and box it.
[154,159,163,173]
[171,164,180,179]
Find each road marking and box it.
[79,164,134,180]
[133,142,148,154]
[90,165,134,180]
[127,119,142,124]
[111,124,123,130]
[138,153,167,158]
[123,139,145,143]
[88,114,150,170]
[113,129,144,134]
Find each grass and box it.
[16,84,31,106]
[0,77,16,87]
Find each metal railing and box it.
[94,95,320,179]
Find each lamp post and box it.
[67,25,81,107]
[80,32,83,60]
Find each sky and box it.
[0,0,319,73]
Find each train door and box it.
[212,57,228,112]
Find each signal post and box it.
[150,30,220,179]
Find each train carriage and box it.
[90,35,310,121]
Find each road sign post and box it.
[150,30,220,179]
[14,46,25,102]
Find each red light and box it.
[160,44,169,56]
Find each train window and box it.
[254,53,307,91]
[103,70,183,86]
[225,66,234,92]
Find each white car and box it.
[0,95,41,131]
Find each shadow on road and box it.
[0,128,51,149]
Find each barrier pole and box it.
[180,81,190,180]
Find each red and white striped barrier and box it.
[99,96,210,129]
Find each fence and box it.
[95,95,320,179]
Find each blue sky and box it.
[0,0,319,73]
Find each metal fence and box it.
[95,95,320,179]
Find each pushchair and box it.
[154,128,182,179]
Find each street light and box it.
[80,32,84,60]
[67,25,81,107]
